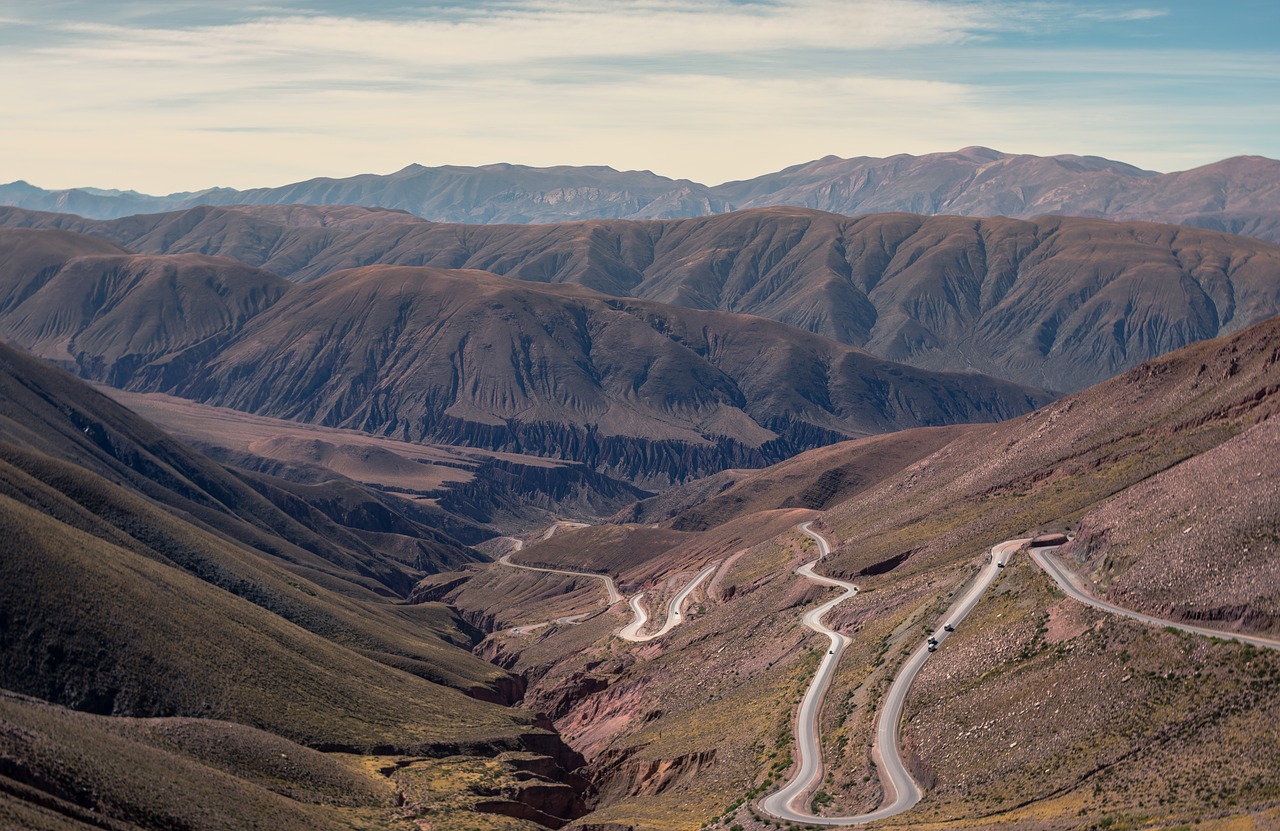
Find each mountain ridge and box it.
[6,205,1278,393]
[1,243,1278,830]
[0,228,1049,485]
[4,148,1280,243]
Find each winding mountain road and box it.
[498,531,622,634]
[498,525,716,641]
[762,526,1019,825]
[507,518,1278,823]
[499,544,623,607]
[618,562,719,643]
[762,526,1278,826]
[1030,547,1280,651]
[760,522,863,822]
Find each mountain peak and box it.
[954,145,1005,160]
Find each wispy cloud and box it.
[40,0,1010,69]
[1074,7,1169,22]
[0,0,1274,191]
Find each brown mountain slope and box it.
[0,340,478,597]
[0,692,389,831]
[104,389,648,533]
[624,425,971,532]
[448,314,1280,830]
[0,227,129,308]
[0,342,593,830]
[9,206,1278,392]
[812,311,1280,629]
[0,341,532,703]
[0,228,1046,484]
[1068,414,1280,633]
[161,264,1046,485]
[0,491,531,749]
[0,228,290,387]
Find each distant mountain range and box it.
[4,147,1280,243]
[5,204,1279,393]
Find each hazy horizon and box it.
[8,144,1277,198]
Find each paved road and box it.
[618,562,719,643]
[499,549,623,607]
[508,611,594,636]
[760,529,1278,826]
[542,520,589,540]
[618,594,652,642]
[499,526,721,642]
[497,527,623,635]
[1030,547,1280,652]
[762,528,1027,825]
[760,522,861,822]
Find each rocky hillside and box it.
[0,228,290,387]
[4,148,1279,243]
[6,206,1278,392]
[106,389,649,535]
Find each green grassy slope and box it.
[0,342,479,598]
[0,489,535,750]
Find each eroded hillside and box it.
[0,230,1048,485]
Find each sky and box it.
[1,0,1277,193]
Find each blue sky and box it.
[1,1,1276,192]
